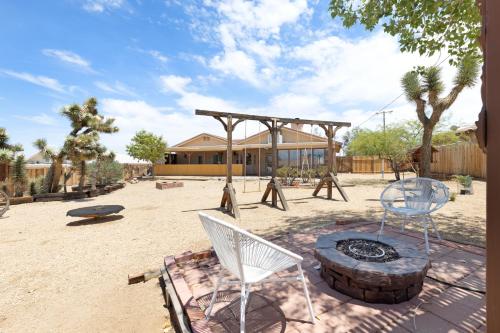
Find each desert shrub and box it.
[453,175,473,188]
[87,159,123,186]
[11,155,27,197]
[450,192,457,202]
[0,181,8,196]
[29,181,36,196]
[29,176,46,195]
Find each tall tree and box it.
[34,98,118,193]
[401,57,479,176]
[126,130,167,177]
[0,128,23,162]
[329,0,481,64]
[33,138,67,193]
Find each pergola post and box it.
[313,125,349,201]
[261,119,289,210]
[214,114,243,219]
[484,0,500,330]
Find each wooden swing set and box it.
[195,109,351,219]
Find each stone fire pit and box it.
[314,231,430,304]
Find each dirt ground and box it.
[0,173,485,332]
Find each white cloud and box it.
[0,69,66,93]
[16,113,57,125]
[42,49,96,73]
[184,0,311,87]
[160,74,240,112]
[82,0,125,13]
[148,50,168,63]
[210,50,260,86]
[95,81,136,96]
[160,75,192,94]
[134,48,169,63]
[99,99,223,162]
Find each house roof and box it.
[455,124,477,134]
[172,133,227,147]
[409,145,439,154]
[172,127,341,148]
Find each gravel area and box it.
[0,173,485,332]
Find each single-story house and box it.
[156,124,342,176]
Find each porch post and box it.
[485,0,500,330]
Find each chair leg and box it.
[206,270,224,320]
[423,216,430,254]
[379,210,387,235]
[428,215,442,240]
[298,264,316,324]
[240,283,247,333]
[401,216,407,232]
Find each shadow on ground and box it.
[66,214,124,226]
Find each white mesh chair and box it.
[198,212,315,333]
[379,177,449,253]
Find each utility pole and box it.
[376,110,393,178]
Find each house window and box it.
[198,155,203,164]
[278,150,288,167]
[246,153,252,165]
[312,149,326,166]
[213,152,223,164]
[289,150,299,167]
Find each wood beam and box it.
[485,0,500,330]
[196,109,351,128]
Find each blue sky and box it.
[0,0,481,161]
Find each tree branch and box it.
[415,98,429,125]
[438,84,465,111]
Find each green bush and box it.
[453,175,473,188]
[87,159,123,186]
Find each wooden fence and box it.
[431,142,486,178]
[25,165,80,185]
[337,156,393,174]
[154,164,244,176]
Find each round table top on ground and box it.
[66,205,125,218]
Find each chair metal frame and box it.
[378,177,449,254]
[199,212,315,333]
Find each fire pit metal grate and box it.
[338,239,399,263]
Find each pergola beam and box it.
[196,109,351,128]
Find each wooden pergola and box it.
[195,109,351,218]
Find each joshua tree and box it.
[61,98,118,191]
[401,56,479,177]
[34,98,118,193]
[33,138,67,193]
[0,128,23,162]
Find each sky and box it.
[0,0,481,162]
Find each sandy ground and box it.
[0,174,485,332]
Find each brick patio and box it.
[162,221,486,333]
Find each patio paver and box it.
[162,221,486,332]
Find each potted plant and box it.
[453,175,473,195]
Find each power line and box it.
[352,54,452,129]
